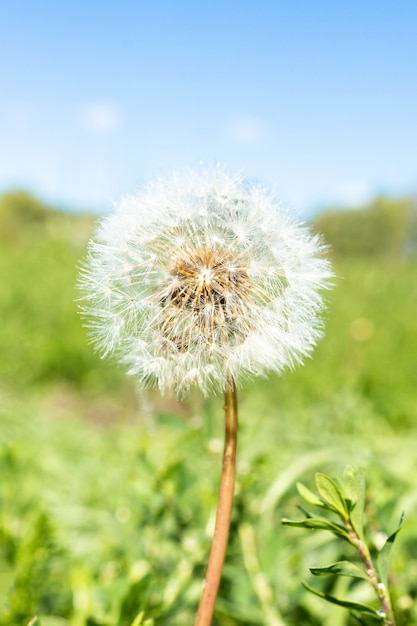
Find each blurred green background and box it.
[0,191,416,625]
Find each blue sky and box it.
[1,1,416,215]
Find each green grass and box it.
[0,203,416,625]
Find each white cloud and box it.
[228,115,266,144]
[80,102,121,133]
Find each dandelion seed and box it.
[78,166,332,396]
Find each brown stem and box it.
[346,520,396,626]
[194,381,238,626]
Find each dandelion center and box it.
[159,247,250,349]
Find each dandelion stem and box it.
[345,520,396,626]
[194,380,238,626]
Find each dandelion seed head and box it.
[79,166,333,396]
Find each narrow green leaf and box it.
[282,517,351,540]
[27,619,41,626]
[343,465,366,539]
[377,512,404,587]
[349,610,385,625]
[130,612,145,626]
[296,482,325,507]
[296,503,314,518]
[315,473,349,518]
[302,582,383,618]
[310,560,369,580]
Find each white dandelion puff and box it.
[78,166,333,396]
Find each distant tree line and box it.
[0,190,58,241]
[0,190,92,243]
[1,189,417,258]
[313,196,417,259]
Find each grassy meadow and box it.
[0,191,416,625]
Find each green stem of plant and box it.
[194,380,238,626]
[346,520,396,626]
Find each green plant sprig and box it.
[282,465,402,626]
